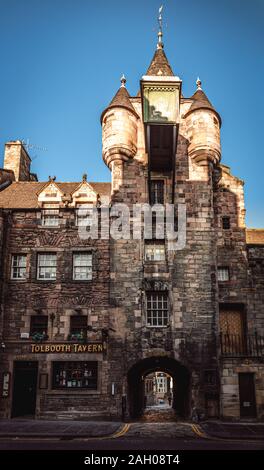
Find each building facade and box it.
[0,32,264,421]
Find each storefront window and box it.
[52,362,97,389]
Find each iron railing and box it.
[220,333,264,358]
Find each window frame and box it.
[37,253,57,281]
[11,254,27,280]
[145,241,166,262]
[217,266,230,282]
[69,315,88,338]
[72,252,92,281]
[41,209,60,227]
[222,216,231,230]
[52,361,98,390]
[150,180,165,205]
[30,315,48,336]
[146,291,169,327]
[75,205,94,227]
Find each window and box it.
[222,216,230,230]
[145,241,165,261]
[218,267,230,282]
[42,209,59,227]
[76,205,94,226]
[53,362,97,389]
[73,253,92,280]
[37,253,57,280]
[30,315,48,336]
[11,255,26,279]
[150,180,164,205]
[219,306,245,355]
[146,291,169,327]
[70,316,87,339]
[220,307,244,337]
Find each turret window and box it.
[222,216,230,230]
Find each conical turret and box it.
[185,78,221,165]
[101,76,139,192]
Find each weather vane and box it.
[158,5,163,31]
[157,5,164,49]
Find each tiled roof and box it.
[0,181,111,209]
[246,229,264,245]
[185,89,221,125]
[146,49,174,76]
[101,86,138,122]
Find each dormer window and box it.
[45,193,57,198]
[42,209,59,227]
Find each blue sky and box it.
[0,0,263,227]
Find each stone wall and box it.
[221,360,264,420]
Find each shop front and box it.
[1,341,110,420]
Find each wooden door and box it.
[239,373,257,418]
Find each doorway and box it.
[12,361,38,418]
[239,373,257,418]
[127,356,190,420]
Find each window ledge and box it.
[145,325,168,329]
[45,389,101,395]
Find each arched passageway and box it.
[127,356,190,420]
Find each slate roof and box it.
[101,86,138,122]
[0,182,111,209]
[146,48,174,76]
[185,89,221,125]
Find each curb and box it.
[0,424,126,440]
[198,425,264,442]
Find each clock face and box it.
[148,90,177,122]
[143,85,180,124]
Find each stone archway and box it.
[127,356,190,420]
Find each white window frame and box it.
[217,267,230,282]
[42,209,59,227]
[11,254,27,280]
[146,291,169,327]
[73,252,92,281]
[75,205,94,227]
[37,253,57,280]
[145,242,165,261]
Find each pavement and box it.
[199,420,264,440]
[0,418,263,441]
[0,419,122,438]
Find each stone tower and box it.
[101,16,226,419]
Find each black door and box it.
[239,373,257,418]
[12,362,38,418]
